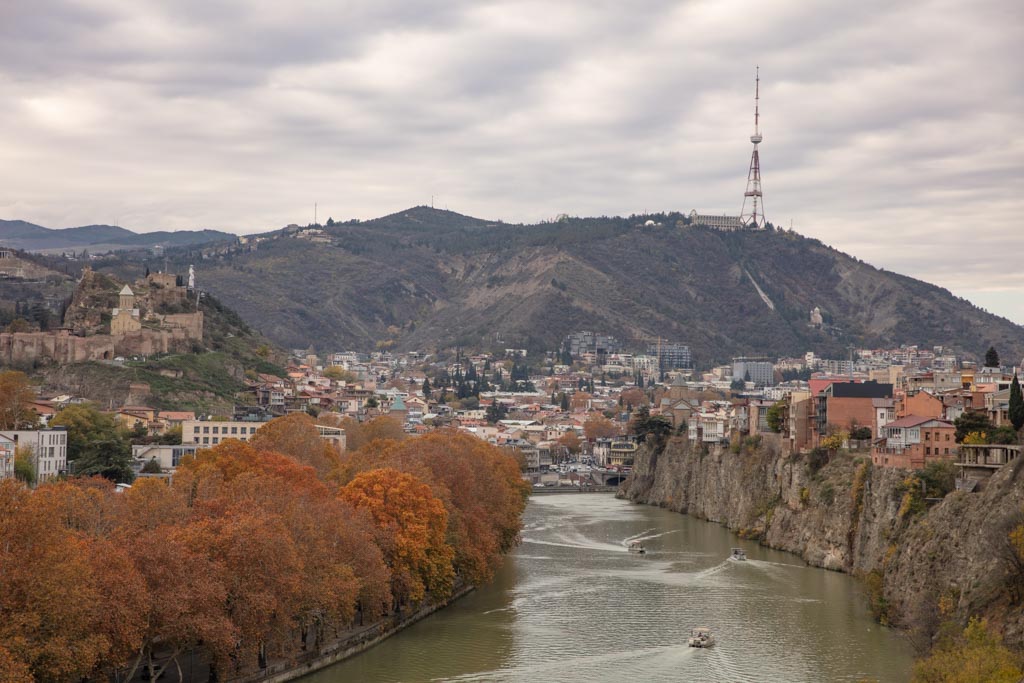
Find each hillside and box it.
[98,206,1022,364]
[0,219,233,252]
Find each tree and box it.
[765,400,786,433]
[251,412,339,476]
[1010,374,1024,431]
[0,371,36,430]
[583,415,618,440]
[557,431,582,456]
[484,401,508,424]
[141,458,162,474]
[629,406,672,446]
[954,411,992,443]
[420,377,431,397]
[912,617,1023,682]
[984,346,1000,368]
[51,404,133,482]
[559,393,569,411]
[4,318,31,333]
[340,468,454,606]
[13,446,35,485]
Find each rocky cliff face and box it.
[620,436,1024,648]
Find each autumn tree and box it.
[558,430,582,456]
[0,370,36,430]
[251,412,339,476]
[583,414,618,440]
[0,480,144,680]
[51,404,134,482]
[912,617,1023,682]
[341,468,454,606]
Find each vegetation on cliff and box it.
[0,416,528,681]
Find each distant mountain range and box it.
[91,206,1018,365]
[0,219,233,252]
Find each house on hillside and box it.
[872,416,956,469]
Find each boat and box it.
[688,627,715,648]
[627,541,646,554]
[730,547,747,561]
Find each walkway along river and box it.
[301,493,913,682]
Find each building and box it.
[110,285,142,335]
[0,434,14,480]
[132,443,200,470]
[732,357,774,387]
[182,419,269,446]
[2,429,68,482]
[564,331,621,361]
[872,416,957,469]
[648,342,692,369]
[316,424,346,452]
[813,381,893,444]
[688,210,743,230]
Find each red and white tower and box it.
[740,67,766,228]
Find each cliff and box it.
[620,436,1024,649]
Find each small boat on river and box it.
[688,627,715,648]
[627,541,646,554]
[730,547,747,561]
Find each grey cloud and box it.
[1,0,1022,320]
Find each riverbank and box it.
[618,436,1024,650]
[229,585,476,683]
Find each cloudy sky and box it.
[2,0,1022,320]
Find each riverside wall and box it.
[619,435,1024,648]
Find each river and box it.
[303,493,913,682]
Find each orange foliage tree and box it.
[250,412,340,476]
[341,468,454,606]
[0,424,526,680]
[584,414,619,440]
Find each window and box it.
[945,433,950,441]
[212,437,219,444]
[203,437,209,444]
[231,427,238,434]
[203,426,209,434]
[925,447,931,455]
[194,426,200,433]
[213,426,220,434]
[944,448,949,455]
[925,432,931,441]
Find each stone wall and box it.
[0,312,203,367]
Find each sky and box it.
[2,0,1022,321]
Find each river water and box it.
[303,493,913,682]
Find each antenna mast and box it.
[740,67,767,228]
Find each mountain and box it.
[0,219,233,252]
[99,206,1022,364]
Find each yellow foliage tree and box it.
[912,617,1023,682]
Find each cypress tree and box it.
[1010,374,1024,431]
[985,346,1000,368]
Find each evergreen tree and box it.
[1010,374,1024,431]
[560,393,569,411]
[985,346,1000,368]
[421,377,431,397]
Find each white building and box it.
[132,444,200,470]
[0,434,14,480]
[2,429,68,482]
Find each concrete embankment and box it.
[229,585,475,683]
[618,436,1024,648]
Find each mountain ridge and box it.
[0,219,234,252]
[76,205,1015,365]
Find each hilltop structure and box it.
[0,267,203,366]
[691,68,768,230]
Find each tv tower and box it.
[740,67,766,228]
